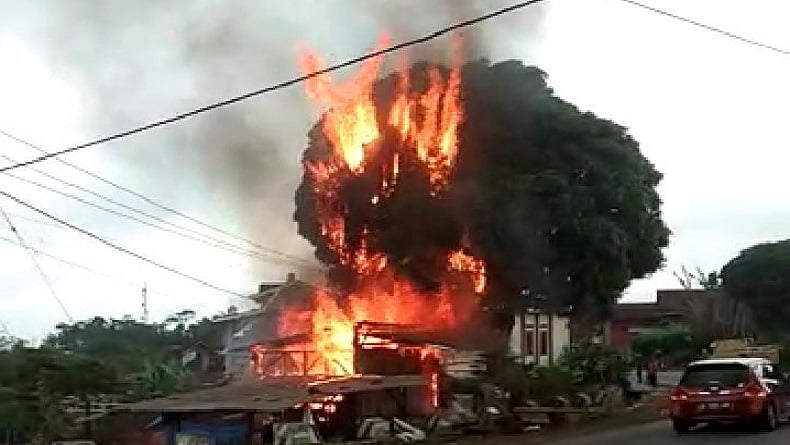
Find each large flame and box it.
[266,36,485,377]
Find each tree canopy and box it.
[295,60,669,320]
[722,239,790,333]
[2,310,223,441]
[42,313,223,374]
[0,348,121,440]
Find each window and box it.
[539,331,549,356]
[680,363,750,388]
[525,331,535,356]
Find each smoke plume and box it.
[0,1,546,278]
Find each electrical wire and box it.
[0,150,268,252]
[0,0,548,173]
[0,207,74,322]
[3,211,69,231]
[618,0,790,56]
[0,190,246,298]
[0,232,179,301]
[0,167,317,270]
[0,129,312,265]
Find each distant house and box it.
[608,288,753,352]
[181,342,223,377]
[509,307,572,367]
[211,273,314,377]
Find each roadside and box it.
[527,389,670,444]
[443,387,671,445]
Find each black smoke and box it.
[295,60,669,320]
[0,1,546,279]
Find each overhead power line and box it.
[0,0,548,173]
[0,164,316,270]
[0,232,178,301]
[0,207,74,322]
[0,150,242,246]
[618,0,790,56]
[0,190,246,298]
[3,211,68,231]
[0,129,312,265]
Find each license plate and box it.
[699,402,731,410]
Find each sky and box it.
[0,0,788,340]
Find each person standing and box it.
[634,353,643,384]
[646,355,659,388]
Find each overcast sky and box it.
[0,0,788,341]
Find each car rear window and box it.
[680,363,752,387]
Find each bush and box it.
[557,343,628,387]
[524,365,575,404]
[631,324,703,366]
[485,354,575,406]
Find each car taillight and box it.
[670,387,689,401]
[744,379,767,399]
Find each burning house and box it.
[117,36,534,445]
[246,36,498,379]
[218,35,506,440]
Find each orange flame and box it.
[273,36,483,378]
[302,279,463,375]
[300,35,389,172]
[448,250,487,294]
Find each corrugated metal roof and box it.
[117,375,427,414]
[308,375,426,394]
[117,379,313,413]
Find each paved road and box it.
[629,370,684,389]
[547,421,790,445]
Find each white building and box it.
[508,309,571,367]
[212,273,314,377]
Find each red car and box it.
[670,357,790,433]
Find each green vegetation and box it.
[488,343,628,407]
[557,342,628,387]
[630,324,704,367]
[0,310,221,442]
[295,60,669,323]
[722,239,790,334]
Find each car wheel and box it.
[758,404,778,432]
[672,419,691,434]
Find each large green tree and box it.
[42,313,222,375]
[295,60,669,321]
[0,348,121,442]
[0,310,222,442]
[722,239,790,333]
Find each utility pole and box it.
[142,283,149,323]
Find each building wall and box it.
[508,313,571,366]
[609,289,755,352]
[609,320,631,351]
[215,315,258,377]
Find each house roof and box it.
[116,375,427,414]
[611,303,684,322]
[222,313,281,354]
[211,308,267,324]
[308,375,426,394]
[117,379,313,413]
[354,321,508,352]
[221,280,316,354]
